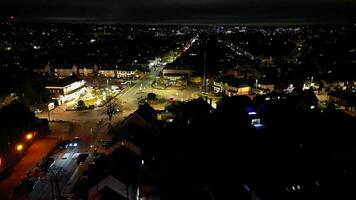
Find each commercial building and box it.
[45,76,86,105]
[162,64,193,86]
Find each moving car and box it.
[68,137,81,147]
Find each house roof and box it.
[329,90,356,102]
[49,61,73,69]
[135,103,158,124]
[46,76,83,87]
[92,185,129,200]
[215,76,249,88]
[76,62,97,69]
[123,122,154,149]
[109,147,141,186]
[258,77,276,85]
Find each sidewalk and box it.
[0,137,59,200]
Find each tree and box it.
[147,93,157,101]
[105,101,118,121]
[77,100,86,110]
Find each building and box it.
[162,64,193,86]
[98,68,116,78]
[213,76,250,96]
[33,64,51,74]
[329,90,356,111]
[257,78,275,93]
[0,101,48,174]
[88,147,141,200]
[53,64,78,77]
[45,76,86,105]
[78,64,98,77]
[116,65,138,79]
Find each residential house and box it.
[53,63,78,77]
[88,147,141,200]
[78,63,98,77]
[33,64,51,75]
[214,76,250,96]
[329,90,356,111]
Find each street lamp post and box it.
[47,107,51,121]
[16,144,24,155]
[26,133,33,141]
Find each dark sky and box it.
[1,0,356,24]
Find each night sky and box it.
[1,0,356,24]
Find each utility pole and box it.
[203,52,206,93]
[47,107,51,121]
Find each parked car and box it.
[34,109,43,114]
[101,140,113,149]
[16,176,40,192]
[41,158,55,171]
[57,140,70,149]
[77,153,89,164]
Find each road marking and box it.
[62,153,71,159]
[72,153,81,159]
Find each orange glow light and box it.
[26,133,33,140]
[16,144,23,152]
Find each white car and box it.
[34,109,43,114]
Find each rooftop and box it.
[46,76,83,87]
[215,76,249,88]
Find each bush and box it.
[76,100,86,111]
[147,93,157,101]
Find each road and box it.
[0,137,59,200]
[4,36,199,200]
[18,67,164,200]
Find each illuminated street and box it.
[0,137,58,200]
[0,37,201,199]
[1,8,355,199]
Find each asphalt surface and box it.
[4,36,198,200]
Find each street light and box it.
[26,133,33,140]
[16,144,24,152]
